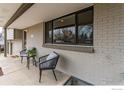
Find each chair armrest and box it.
[39,54,49,63]
[20,49,26,53]
[39,56,58,65]
[39,54,59,69]
[20,49,27,56]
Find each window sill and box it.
[42,43,94,53]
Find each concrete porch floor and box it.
[0,54,70,85]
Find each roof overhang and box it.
[0,3,21,27]
[8,3,93,29]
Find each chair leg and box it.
[33,56,37,67]
[34,57,37,67]
[21,57,23,63]
[52,70,57,81]
[27,57,30,69]
[32,57,35,66]
[39,69,42,83]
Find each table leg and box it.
[32,56,37,67]
[27,57,30,69]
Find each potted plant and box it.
[27,47,36,57]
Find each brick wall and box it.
[26,4,124,85]
[93,4,124,84]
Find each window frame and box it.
[77,8,93,46]
[45,21,53,43]
[45,6,93,46]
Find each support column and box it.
[22,30,25,49]
[8,41,12,55]
[4,28,7,57]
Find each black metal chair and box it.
[20,49,28,63]
[20,49,37,69]
[38,52,59,82]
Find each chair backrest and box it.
[48,52,59,69]
[20,49,27,55]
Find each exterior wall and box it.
[26,4,124,85]
[11,39,22,55]
[7,39,22,55]
[7,29,23,55]
[7,29,14,40]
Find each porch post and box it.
[4,28,7,57]
[22,30,25,49]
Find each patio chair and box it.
[20,49,28,63]
[38,52,59,82]
[20,48,37,69]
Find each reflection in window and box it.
[48,30,52,39]
[45,7,93,46]
[53,26,75,44]
[45,21,52,43]
[78,25,93,45]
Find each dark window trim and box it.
[75,13,78,44]
[43,6,94,53]
[53,24,75,29]
[78,22,93,26]
[45,21,52,43]
[51,20,53,43]
[51,42,76,45]
[92,6,94,46]
[45,22,47,43]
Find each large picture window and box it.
[45,6,93,46]
[53,26,75,44]
[53,14,75,44]
[78,25,93,45]
[77,9,93,45]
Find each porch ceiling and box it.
[0,3,21,27]
[9,3,93,29]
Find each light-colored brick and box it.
[25,4,124,85]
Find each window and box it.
[53,14,75,44]
[53,14,75,29]
[77,9,93,45]
[78,25,93,45]
[77,10,93,25]
[45,21,52,43]
[53,26,75,44]
[45,6,93,46]
[7,29,14,40]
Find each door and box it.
[23,30,27,49]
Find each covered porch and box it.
[0,54,70,85]
[1,3,124,85]
[0,3,92,85]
